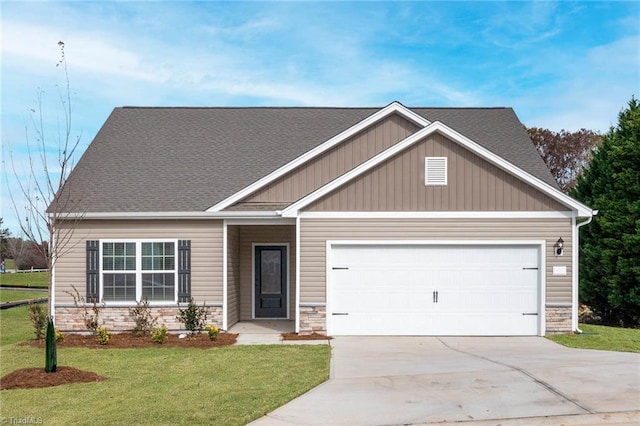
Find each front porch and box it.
[224,223,298,330]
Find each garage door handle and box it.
[433,291,439,303]
[522,312,538,316]
[523,267,539,270]
[332,267,349,270]
[332,312,349,316]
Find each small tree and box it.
[571,97,640,327]
[5,41,87,318]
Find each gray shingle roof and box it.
[56,106,556,213]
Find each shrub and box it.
[176,299,208,334]
[130,298,157,335]
[66,285,104,334]
[96,326,111,345]
[151,325,168,344]
[28,302,47,340]
[55,330,65,343]
[206,324,220,341]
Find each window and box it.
[425,157,447,185]
[101,240,177,303]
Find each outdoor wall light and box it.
[554,237,564,257]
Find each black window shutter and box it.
[86,240,99,303]
[178,240,191,303]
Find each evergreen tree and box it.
[571,97,640,327]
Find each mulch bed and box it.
[21,332,238,349]
[1,366,106,390]
[3,332,239,390]
[281,332,331,340]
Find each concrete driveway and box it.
[251,337,640,425]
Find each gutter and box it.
[574,210,598,334]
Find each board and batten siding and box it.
[236,114,419,205]
[226,225,241,327]
[238,225,296,320]
[306,133,568,212]
[54,219,223,304]
[299,218,572,305]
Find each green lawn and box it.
[547,323,640,353]
[0,306,331,425]
[0,271,49,288]
[0,289,47,303]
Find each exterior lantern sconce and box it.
[554,237,564,257]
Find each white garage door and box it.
[328,244,541,336]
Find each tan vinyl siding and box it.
[226,225,241,327]
[299,218,572,305]
[238,226,296,320]
[54,220,223,304]
[238,114,419,205]
[306,133,568,212]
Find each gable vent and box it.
[425,157,447,186]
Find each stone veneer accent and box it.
[545,305,572,334]
[299,305,326,334]
[54,305,223,333]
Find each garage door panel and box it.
[329,244,540,336]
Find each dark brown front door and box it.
[255,245,287,318]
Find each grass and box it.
[0,289,47,303]
[0,271,49,288]
[0,305,331,425]
[547,323,640,353]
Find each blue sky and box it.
[1,1,639,234]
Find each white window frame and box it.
[99,239,179,305]
[425,157,448,186]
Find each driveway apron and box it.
[251,336,640,425]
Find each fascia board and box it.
[282,121,594,218]
[206,102,431,212]
[57,211,282,220]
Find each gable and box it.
[228,113,420,209]
[304,131,569,212]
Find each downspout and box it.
[573,211,597,333]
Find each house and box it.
[52,102,594,336]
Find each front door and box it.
[254,245,287,318]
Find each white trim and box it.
[325,239,547,336]
[282,121,594,218]
[295,216,301,333]
[326,239,547,246]
[572,215,577,332]
[299,211,576,219]
[50,232,56,322]
[251,243,291,320]
[99,239,179,305]
[208,102,430,212]
[59,211,281,220]
[222,221,228,331]
[224,218,295,226]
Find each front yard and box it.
[547,323,640,353]
[0,305,331,425]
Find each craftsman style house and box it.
[52,102,594,335]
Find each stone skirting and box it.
[299,305,326,334]
[546,305,572,334]
[54,305,223,332]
